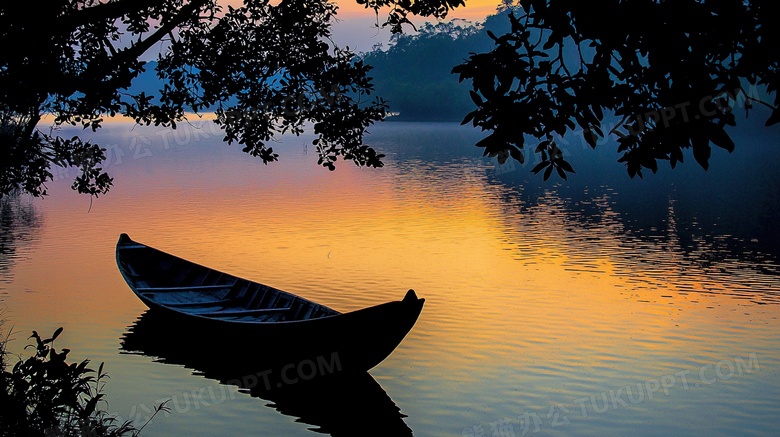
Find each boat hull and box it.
[116,234,425,373]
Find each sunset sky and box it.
[219,0,504,51]
[218,0,502,19]
[331,0,502,50]
[333,0,501,20]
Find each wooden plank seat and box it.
[200,307,292,317]
[136,284,233,293]
[164,300,232,308]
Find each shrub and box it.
[0,326,166,437]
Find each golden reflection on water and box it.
[1,122,779,436]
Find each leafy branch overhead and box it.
[0,0,462,198]
[453,0,779,179]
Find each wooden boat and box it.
[116,234,425,373]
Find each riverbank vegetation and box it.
[0,324,166,437]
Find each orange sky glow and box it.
[219,0,504,21]
[334,0,503,20]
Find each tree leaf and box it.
[584,130,598,149]
[592,105,604,120]
[497,149,509,165]
[558,159,574,173]
[509,146,525,164]
[543,164,554,181]
[691,134,711,170]
[469,90,483,106]
[531,161,549,174]
[535,140,551,153]
[708,125,735,152]
[670,146,684,168]
[556,165,567,180]
[52,327,64,341]
[765,108,780,126]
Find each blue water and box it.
[1,120,779,436]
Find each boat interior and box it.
[117,241,340,323]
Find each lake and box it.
[1,120,779,436]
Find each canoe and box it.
[115,233,425,373]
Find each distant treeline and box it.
[360,8,515,122]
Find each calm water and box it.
[1,120,779,436]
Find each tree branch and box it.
[52,0,209,97]
[116,0,209,62]
[64,0,166,30]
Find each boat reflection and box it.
[120,310,414,436]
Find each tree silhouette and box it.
[453,0,779,179]
[0,0,464,197]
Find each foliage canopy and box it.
[453,0,779,179]
[3,0,778,196]
[0,0,463,197]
